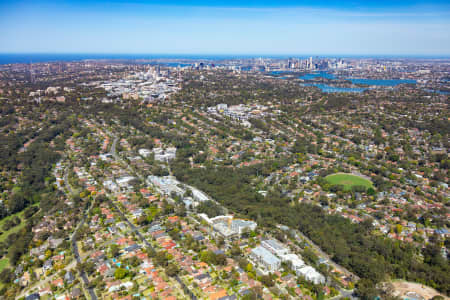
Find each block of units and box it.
[261,239,289,256]
[250,246,281,272]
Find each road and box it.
[292,228,359,281]
[110,136,118,160]
[93,125,356,299]
[17,170,83,300]
[289,228,358,299]
[63,169,74,195]
[106,135,198,299]
[69,180,98,300]
[108,198,197,300]
[108,199,153,250]
[16,260,77,299]
[107,130,356,299]
[110,136,145,181]
[111,134,354,299]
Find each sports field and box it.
[325,173,373,191]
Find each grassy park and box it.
[0,203,39,244]
[0,210,27,243]
[325,173,373,191]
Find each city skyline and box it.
[1,0,450,55]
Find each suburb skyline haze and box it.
[1,0,450,56]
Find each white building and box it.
[147,175,184,196]
[217,103,228,111]
[108,281,133,293]
[116,176,136,188]
[153,147,176,162]
[261,239,289,256]
[297,266,325,284]
[199,214,257,239]
[281,253,305,269]
[104,180,119,192]
[231,219,257,235]
[280,253,314,280]
[264,240,325,284]
[138,148,152,158]
[191,187,210,202]
[99,153,113,161]
[242,120,252,128]
[250,246,281,272]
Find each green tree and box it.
[114,267,129,279]
[165,263,179,277]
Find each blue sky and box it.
[1,0,449,55]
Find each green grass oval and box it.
[325,173,373,191]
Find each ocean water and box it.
[270,71,292,75]
[0,53,263,65]
[296,71,418,93]
[298,71,416,86]
[303,83,366,93]
[299,71,336,80]
[0,53,154,64]
[2,54,449,65]
[347,78,416,86]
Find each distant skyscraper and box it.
[27,63,35,83]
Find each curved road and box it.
[66,170,98,300]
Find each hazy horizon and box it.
[1,0,450,56]
[1,53,450,58]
